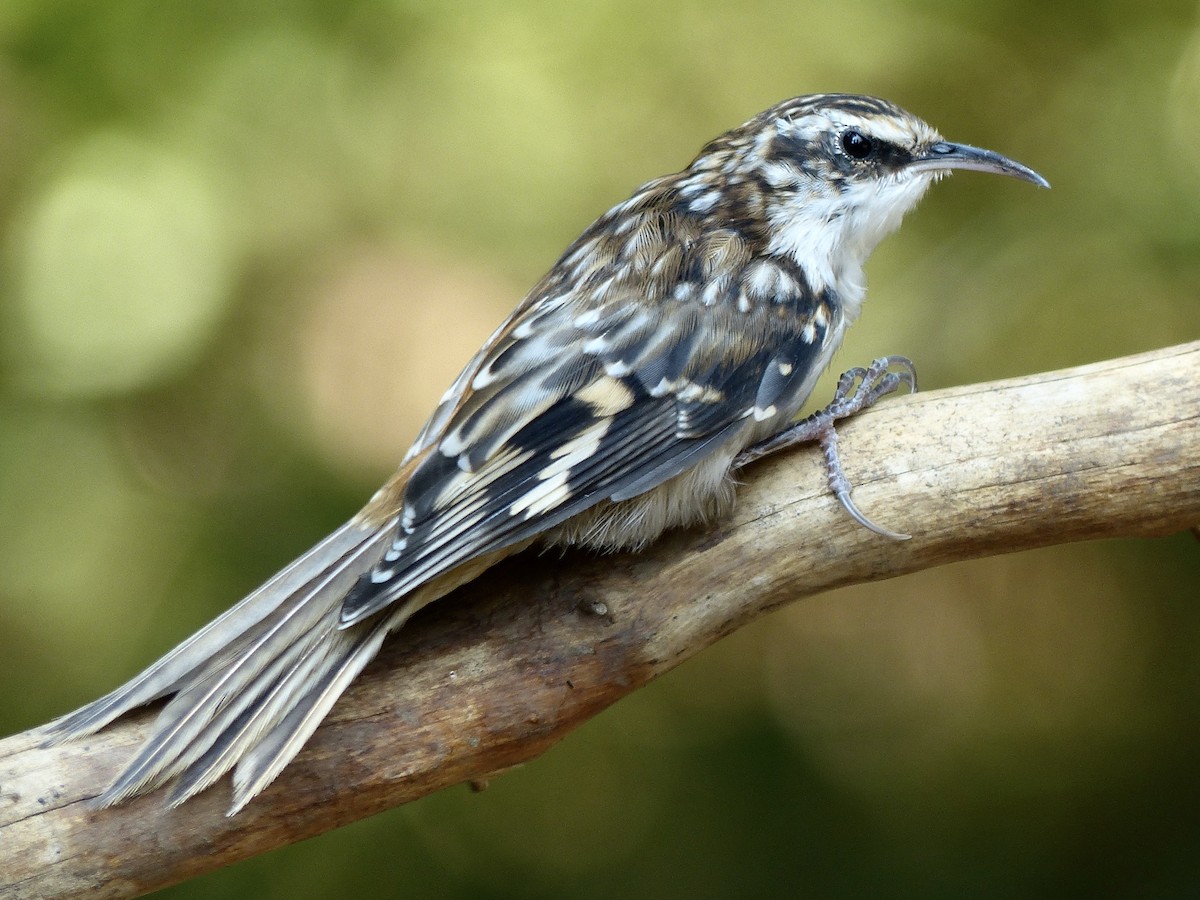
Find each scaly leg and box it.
[734,355,918,540]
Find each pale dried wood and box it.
[1,341,1197,898]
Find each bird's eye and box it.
[840,130,875,161]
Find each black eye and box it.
[840,129,875,161]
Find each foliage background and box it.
[1,1,1198,896]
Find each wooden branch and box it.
[2,341,1198,898]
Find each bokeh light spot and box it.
[11,133,232,396]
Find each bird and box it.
[43,93,1048,815]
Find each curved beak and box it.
[908,141,1050,188]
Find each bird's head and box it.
[686,93,1048,312]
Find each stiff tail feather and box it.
[41,518,412,813]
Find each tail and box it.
[42,518,419,815]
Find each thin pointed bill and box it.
[908,141,1050,188]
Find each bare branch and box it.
[2,341,1197,899]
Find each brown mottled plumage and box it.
[44,94,1047,814]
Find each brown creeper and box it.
[44,93,1047,814]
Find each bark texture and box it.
[2,342,1198,898]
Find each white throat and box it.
[766,171,937,322]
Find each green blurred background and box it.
[2,1,1198,896]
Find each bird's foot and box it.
[734,355,917,540]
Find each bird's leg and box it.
[734,355,917,540]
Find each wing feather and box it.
[340,263,835,625]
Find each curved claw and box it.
[818,417,910,541]
[875,355,919,395]
[832,484,911,541]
